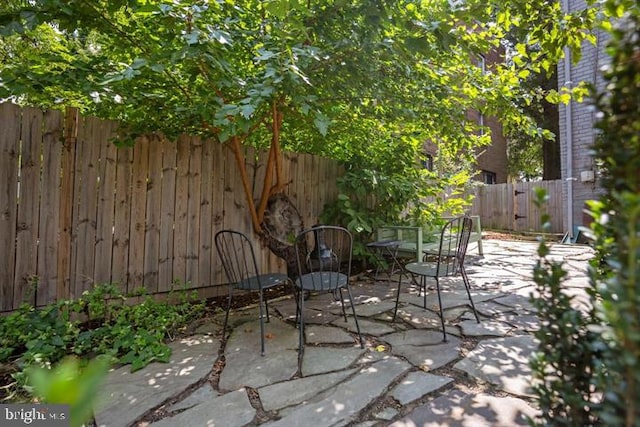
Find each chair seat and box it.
[405,260,457,278]
[295,271,348,291]
[237,273,290,291]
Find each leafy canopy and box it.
[0,0,600,234]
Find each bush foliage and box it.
[530,1,640,425]
[0,284,204,400]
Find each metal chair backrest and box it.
[294,225,353,291]
[435,216,473,277]
[215,230,260,287]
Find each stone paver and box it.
[264,357,412,427]
[454,335,538,397]
[92,239,593,427]
[390,371,454,405]
[94,335,219,427]
[151,389,254,427]
[219,317,298,390]
[391,389,539,427]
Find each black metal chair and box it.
[293,225,364,374]
[215,230,291,356]
[393,216,480,341]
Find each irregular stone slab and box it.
[493,293,537,313]
[94,335,219,427]
[497,313,540,333]
[390,389,539,427]
[454,335,537,397]
[459,319,512,337]
[395,304,442,329]
[167,383,219,412]
[259,368,357,411]
[333,316,395,336]
[475,300,518,317]
[355,301,398,317]
[151,389,254,427]
[306,325,355,344]
[390,371,453,405]
[384,330,461,370]
[264,356,411,427]
[219,318,298,390]
[302,346,367,376]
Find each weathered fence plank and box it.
[112,143,133,292]
[14,107,42,307]
[57,108,78,301]
[0,103,21,311]
[128,137,150,292]
[186,137,202,286]
[173,135,190,285]
[158,137,176,292]
[198,139,214,287]
[37,109,63,306]
[143,135,163,293]
[94,119,117,285]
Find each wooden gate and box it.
[469,180,565,233]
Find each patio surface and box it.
[92,238,594,427]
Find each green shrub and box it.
[530,2,640,425]
[0,284,204,400]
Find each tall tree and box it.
[0,0,598,252]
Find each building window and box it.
[482,170,496,184]
[422,153,434,171]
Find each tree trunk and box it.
[260,193,305,277]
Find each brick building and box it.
[558,0,607,237]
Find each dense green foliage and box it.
[588,0,640,423]
[530,189,600,425]
[0,284,204,399]
[530,1,640,425]
[0,0,600,238]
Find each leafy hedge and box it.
[0,284,205,397]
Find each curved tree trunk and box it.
[260,193,305,277]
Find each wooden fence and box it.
[0,103,341,312]
[468,180,565,233]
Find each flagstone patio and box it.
[92,238,594,427]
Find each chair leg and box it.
[434,277,447,342]
[345,285,364,348]
[393,271,403,321]
[222,285,233,343]
[422,276,427,309]
[338,288,347,322]
[258,289,266,356]
[297,286,305,375]
[461,267,480,323]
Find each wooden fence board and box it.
[0,103,21,310]
[158,137,177,292]
[72,116,101,296]
[128,137,149,291]
[186,137,202,286]
[36,109,63,306]
[94,120,117,285]
[173,135,190,284]
[143,135,163,293]
[14,107,42,307]
[198,139,214,287]
[57,108,78,302]
[111,143,133,292]
[211,143,226,289]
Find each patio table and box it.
[367,239,403,283]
